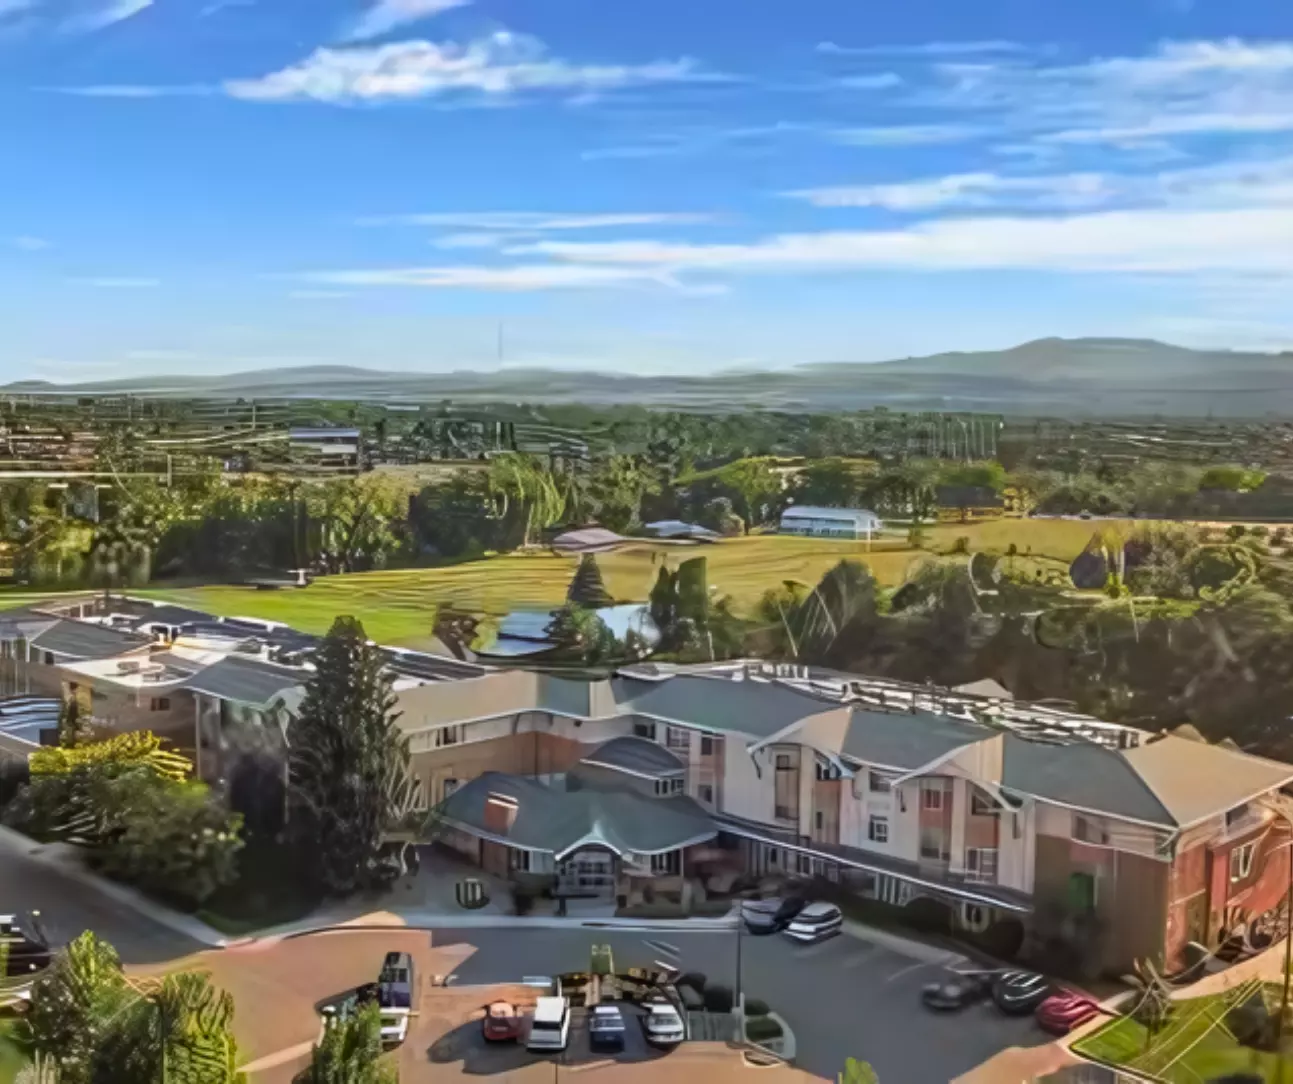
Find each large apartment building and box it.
[1,597,1290,977]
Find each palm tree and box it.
[487,453,567,548]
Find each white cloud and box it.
[786,172,1114,211]
[71,277,160,288]
[302,264,681,290]
[505,205,1293,277]
[48,84,211,97]
[200,0,255,16]
[833,73,904,90]
[431,232,512,248]
[63,0,151,32]
[225,31,715,104]
[830,124,986,146]
[1043,112,1293,144]
[12,235,49,250]
[361,210,717,230]
[345,0,469,44]
[817,40,1026,57]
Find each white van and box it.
[526,996,571,1053]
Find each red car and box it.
[482,1001,522,1043]
[1036,990,1101,1035]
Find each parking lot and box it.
[436,925,1047,1084]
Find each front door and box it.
[557,849,616,898]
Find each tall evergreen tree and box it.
[299,1003,396,1084]
[566,554,612,608]
[288,616,411,895]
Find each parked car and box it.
[1,913,51,980]
[642,1002,686,1048]
[783,902,843,944]
[482,1001,522,1043]
[741,897,807,935]
[921,972,993,1012]
[527,996,572,1053]
[589,1005,627,1052]
[992,970,1051,1015]
[1036,990,1101,1035]
[375,951,415,1045]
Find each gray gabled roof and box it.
[841,707,991,772]
[579,736,684,777]
[439,771,716,857]
[609,674,845,739]
[1003,734,1174,827]
[129,604,216,629]
[182,656,308,707]
[29,620,151,661]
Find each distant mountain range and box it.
[8,338,1293,417]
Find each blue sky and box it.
[5,0,1293,380]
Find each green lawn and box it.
[0,1017,30,1084]
[0,518,1133,648]
[1073,982,1293,1083]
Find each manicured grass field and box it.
[0,517,1129,648]
[1073,982,1293,1083]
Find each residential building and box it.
[1,598,1290,977]
[778,506,883,540]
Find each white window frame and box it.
[868,770,893,794]
[965,847,999,884]
[441,778,459,802]
[921,782,944,811]
[665,726,690,753]
[1073,814,1110,846]
[697,783,715,805]
[633,721,657,741]
[650,850,681,876]
[699,735,714,756]
[670,777,685,795]
[971,790,999,817]
[867,815,889,844]
[434,724,464,749]
[1231,841,1257,882]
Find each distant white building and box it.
[778,505,883,540]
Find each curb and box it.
[267,914,742,943]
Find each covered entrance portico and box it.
[555,845,617,898]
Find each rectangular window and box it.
[797,853,811,875]
[814,810,824,831]
[149,697,170,711]
[650,850,681,876]
[921,783,944,811]
[966,848,998,883]
[919,826,947,861]
[1073,815,1110,846]
[971,791,998,816]
[868,771,892,793]
[774,750,799,822]
[509,849,531,873]
[868,815,889,844]
[669,777,685,795]
[633,721,657,741]
[700,736,714,756]
[654,779,670,796]
[1226,804,1251,829]
[697,783,714,805]
[1231,841,1257,882]
[434,725,463,748]
[441,778,459,802]
[665,726,690,752]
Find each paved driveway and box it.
[0,844,202,966]
[436,925,1046,1084]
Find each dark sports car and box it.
[992,970,1051,1015]
[920,973,993,1011]
[741,897,807,935]
[1,913,51,980]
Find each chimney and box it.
[484,792,518,835]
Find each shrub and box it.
[703,984,734,1013]
[746,1016,783,1044]
[951,536,970,555]
[744,998,770,1018]
[1227,524,1248,540]
[511,888,534,916]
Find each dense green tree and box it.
[546,604,620,664]
[716,459,782,533]
[790,458,871,509]
[288,616,412,895]
[566,554,613,608]
[587,454,660,532]
[486,453,566,547]
[297,1003,396,1084]
[408,473,500,558]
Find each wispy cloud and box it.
[301,264,683,291]
[225,31,719,104]
[817,40,1026,58]
[63,0,151,32]
[11,235,50,250]
[200,0,254,16]
[785,172,1114,211]
[833,72,904,90]
[581,121,815,162]
[344,0,469,44]
[71,277,160,288]
[830,123,986,146]
[360,210,718,230]
[47,84,212,97]
[431,232,512,249]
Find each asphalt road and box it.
[434,925,1045,1084]
[0,846,203,966]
